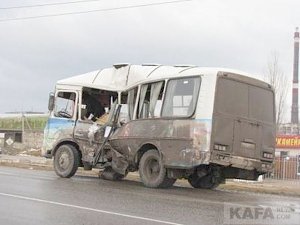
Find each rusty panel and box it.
[110,118,211,168]
[211,75,275,166]
[210,116,234,152]
[233,120,262,159]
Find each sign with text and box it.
[224,203,300,225]
[276,135,300,148]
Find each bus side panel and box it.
[110,119,211,169]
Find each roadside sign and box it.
[5,137,13,146]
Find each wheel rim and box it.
[58,152,70,170]
[144,157,160,181]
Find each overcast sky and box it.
[0,0,299,118]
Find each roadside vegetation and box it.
[0,116,48,131]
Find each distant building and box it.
[0,112,48,154]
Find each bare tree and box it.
[264,52,289,127]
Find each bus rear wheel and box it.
[139,150,176,188]
[54,144,79,178]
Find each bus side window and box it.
[138,81,165,119]
[162,77,201,117]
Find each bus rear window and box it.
[249,86,274,123]
[215,77,275,123]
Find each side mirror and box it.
[48,92,55,111]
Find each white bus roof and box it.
[56,65,260,91]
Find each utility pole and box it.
[291,27,299,124]
[21,112,25,134]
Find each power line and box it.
[0,0,104,10]
[0,0,192,22]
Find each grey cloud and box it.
[0,0,299,113]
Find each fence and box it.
[264,156,300,180]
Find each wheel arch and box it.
[134,143,161,168]
[52,139,82,165]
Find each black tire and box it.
[54,144,79,178]
[188,173,220,189]
[139,150,176,188]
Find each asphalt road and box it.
[0,166,299,225]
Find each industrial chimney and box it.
[291,27,299,124]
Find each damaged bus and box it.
[42,64,276,189]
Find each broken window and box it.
[54,91,76,119]
[81,88,118,123]
[120,87,138,123]
[127,87,138,120]
[162,77,201,117]
[138,81,165,119]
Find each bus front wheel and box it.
[54,144,79,178]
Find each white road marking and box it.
[0,192,183,225]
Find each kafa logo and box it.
[223,203,300,225]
